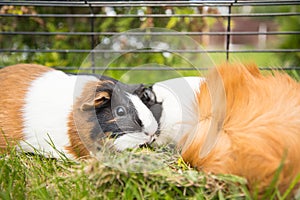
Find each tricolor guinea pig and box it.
[141,64,300,195]
[0,64,158,159]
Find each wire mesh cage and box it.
[0,0,299,82]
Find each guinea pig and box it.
[0,64,158,159]
[141,63,300,195]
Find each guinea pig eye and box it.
[116,106,126,117]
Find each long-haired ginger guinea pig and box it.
[0,64,158,159]
[142,63,300,194]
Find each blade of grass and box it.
[262,152,287,200]
[281,173,300,199]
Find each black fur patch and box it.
[136,86,163,136]
[88,76,145,141]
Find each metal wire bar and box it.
[226,4,232,60]
[85,0,96,73]
[1,13,299,18]
[1,49,299,53]
[1,31,299,36]
[54,66,300,71]
[1,66,299,71]
[0,0,299,7]
[58,66,300,71]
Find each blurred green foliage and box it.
[0,5,299,82]
[277,8,300,67]
[251,5,300,78]
[0,5,215,82]
[253,5,300,65]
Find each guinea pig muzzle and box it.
[106,130,157,149]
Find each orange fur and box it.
[66,112,91,159]
[66,81,113,159]
[180,63,300,194]
[0,64,53,151]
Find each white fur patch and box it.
[21,70,97,158]
[152,77,205,145]
[113,132,150,151]
[127,94,158,136]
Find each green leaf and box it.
[166,17,178,29]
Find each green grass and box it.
[1,146,298,200]
[0,146,247,200]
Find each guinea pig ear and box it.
[80,91,111,111]
[137,86,157,107]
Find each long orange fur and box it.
[180,63,300,194]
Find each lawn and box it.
[1,145,297,200]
